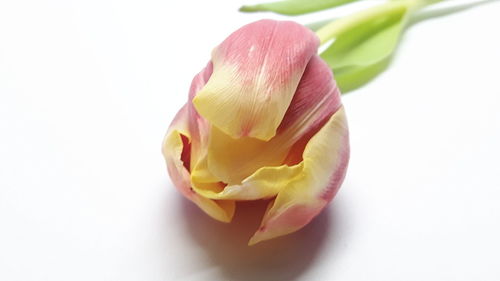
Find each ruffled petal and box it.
[162,102,234,223]
[248,106,349,245]
[192,19,319,141]
[194,55,341,186]
[193,163,304,200]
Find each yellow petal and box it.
[192,163,304,201]
[205,126,292,185]
[162,105,235,222]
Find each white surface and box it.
[1,0,500,280]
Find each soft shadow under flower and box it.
[180,199,338,281]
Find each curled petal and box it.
[249,106,349,245]
[193,163,304,200]
[192,19,319,141]
[162,105,235,223]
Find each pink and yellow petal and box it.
[193,20,319,141]
[202,55,342,185]
[185,62,213,169]
[162,105,235,222]
[277,55,341,135]
[249,106,349,245]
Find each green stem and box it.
[315,0,446,45]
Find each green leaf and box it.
[240,0,362,16]
[332,57,392,93]
[320,3,409,92]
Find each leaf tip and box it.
[239,5,260,13]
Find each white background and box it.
[1,0,500,280]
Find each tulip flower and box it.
[162,0,490,245]
[162,19,349,245]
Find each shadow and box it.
[180,199,336,281]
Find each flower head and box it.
[163,19,349,245]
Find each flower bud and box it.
[162,19,349,245]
